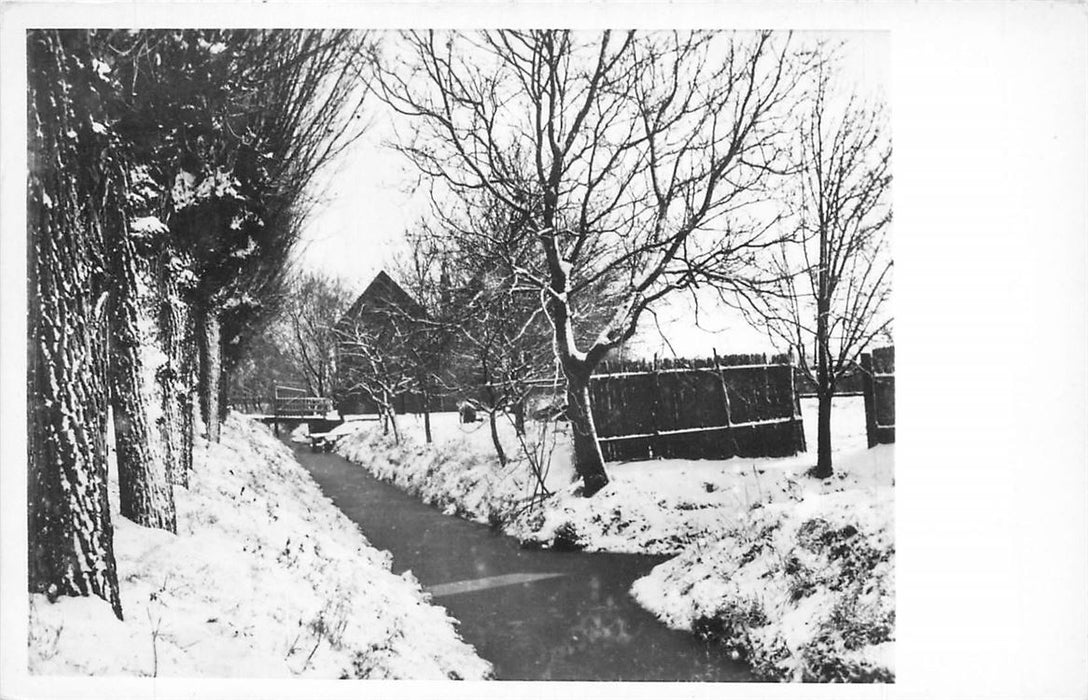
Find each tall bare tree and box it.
[379,30,808,495]
[732,54,892,478]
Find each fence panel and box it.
[657,369,723,431]
[590,356,805,463]
[862,346,895,446]
[591,372,658,438]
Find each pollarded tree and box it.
[27,29,125,618]
[732,53,892,478]
[109,30,373,443]
[379,30,810,495]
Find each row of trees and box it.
[344,31,891,492]
[218,30,891,502]
[27,30,371,618]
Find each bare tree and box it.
[336,323,418,443]
[281,271,355,397]
[379,30,808,495]
[416,205,556,462]
[732,54,892,478]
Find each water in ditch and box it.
[290,443,755,682]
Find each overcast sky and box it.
[295,30,889,358]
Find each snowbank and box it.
[289,422,309,443]
[334,398,893,682]
[336,398,884,556]
[336,416,570,529]
[29,414,492,680]
[631,446,895,682]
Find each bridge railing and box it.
[274,395,334,417]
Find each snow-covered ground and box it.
[334,395,893,681]
[335,397,882,554]
[28,414,492,679]
[631,445,894,682]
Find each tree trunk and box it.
[155,262,184,487]
[388,406,400,444]
[512,397,526,437]
[540,225,610,496]
[217,369,230,424]
[812,387,834,478]
[198,307,222,443]
[811,220,834,479]
[489,409,507,466]
[481,367,505,462]
[26,29,123,618]
[28,223,123,617]
[176,314,196,488]
[422,391,433,443]
[106,209,176,533]
[565,368,609,497]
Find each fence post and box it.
[861,353,877,448]
[789,358,807,453]
[650,354,662,459]
[712,348,741,457]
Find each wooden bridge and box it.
[228,386,336,433]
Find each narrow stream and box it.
[290,442,755,681]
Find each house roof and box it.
[337,270,424,330]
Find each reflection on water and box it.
[293,444,755,682]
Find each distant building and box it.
[334,271,458,415]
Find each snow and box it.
[29,415,491,679]
[129,216,168,237]
[337,412,575,529]
[335,396,892,681]
[338,397,878,553]
[289,422,310,443]
[629,446,895,681]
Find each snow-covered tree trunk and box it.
[543,244,611,497]
[106,203,177,533]
[177,319,196,488]
[512,398,526,437]
[422,391,433,444]
[197,306,222,443]
[27,29,123,619]
[564,366,609,497]
[488,408,507,467]
[156,259,187,487]
[811,225,834,479]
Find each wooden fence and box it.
[862,346,895,446]
[588,353,806,462]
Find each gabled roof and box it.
[337,270,424,330]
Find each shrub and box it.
[550,521,584,551]
[691,597,769,661]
